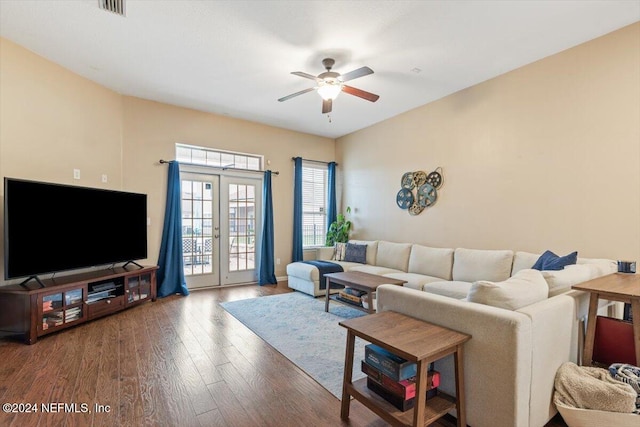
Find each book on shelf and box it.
[43,311,64,320]
[42,316,64,329]
[342,287,367,297]
[42,321,62,330]
[86,290,115,304]
[65,289,83,305]
[361,360,440,400]
[92,282,116,292]
[65,307,81,316]
[364,344,417,381]
[43,294,63,310]
[334,295,363,307]
[366,377,438,412]
[338,291,363,304]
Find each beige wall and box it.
[337,22,640,262]
[121,96,334,277]
[0,37,334,282]
[0,38,124,188]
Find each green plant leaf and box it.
[325,207,353,246]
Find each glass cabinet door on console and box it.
[126,273,152,305]
[138,273,152,302]
[39,286,86,333]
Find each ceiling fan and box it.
[278,58,380,114]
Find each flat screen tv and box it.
[4,178,147,280]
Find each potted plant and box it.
[326,207,352,246]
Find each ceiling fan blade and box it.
[342,85,380,102]
[339,66,374,82]
[322,99,332,114]
[291,71,318,81]
[278,87,315,102]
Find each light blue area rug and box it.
[220,292,368,398]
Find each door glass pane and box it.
[228,183,256,272]
[182,179,214,277]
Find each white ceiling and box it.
[1,1,638,139]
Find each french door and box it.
[220,175,261,284]
[181,173,219,289]
[180,171,261,288]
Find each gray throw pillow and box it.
[344,243,367,264]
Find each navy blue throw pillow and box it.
[344,243,367,264]
[532,250,578,271]
[532,250,554,270]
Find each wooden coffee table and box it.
[324,271,406,314]
[339,311,471,427]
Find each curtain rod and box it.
[159,159,279,175]
[291,157,338,166]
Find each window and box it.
[176,144,263,171]
[302,162,328,247]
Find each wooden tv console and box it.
[0,265,157,344]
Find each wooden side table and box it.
[572,273,640,366]
[339,311,471,427]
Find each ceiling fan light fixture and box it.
[317,79,343,101]
[279,58,378,114]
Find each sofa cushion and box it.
[452,248,514,283]
[316,246,336,261]
[329,261,365,271]
[286,261,321,281]
[287,260,360,280]
[541,264,610,297]
[333,242,347,261]
[348,265,404,276]
[423,280,473,300]
[511,251,540,275]
[577,257,617,275]
[344,243,367,263]
[376,241,412,272]
[532,250,577,271]
[383,272,443,290]
[467,269,548,310]
[408,245,454,280]
[349,240,378,265]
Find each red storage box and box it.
[592,315,636,366]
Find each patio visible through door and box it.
[181,172,261,288]
[181,174,219,289]
[220,176,261,285]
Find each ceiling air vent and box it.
[100,0,125,17]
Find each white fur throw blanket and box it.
[554,362,637,413]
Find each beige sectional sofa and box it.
[286,240,618,427]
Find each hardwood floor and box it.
[0,281,567,427]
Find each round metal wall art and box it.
[396,188,414,209]
[401,172,415,189]
[395,167,444,216]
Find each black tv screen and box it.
[4,178,148,279]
